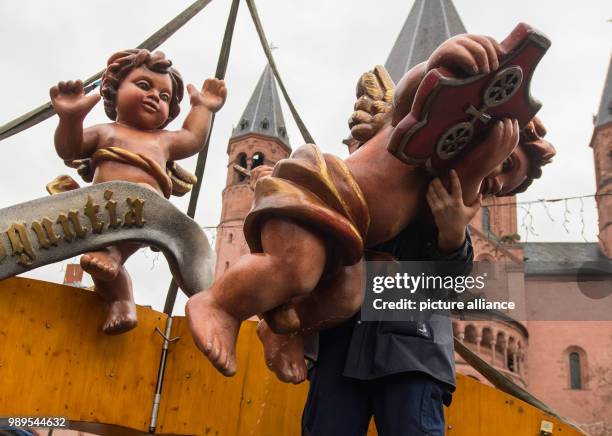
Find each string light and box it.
[486,192,610,208]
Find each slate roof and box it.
[594,55,612,129]
[384,0,467,83]
[522,242,612,276]
[231,64,290,147]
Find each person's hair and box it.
[503,116,556,196]
[100,49,184,128]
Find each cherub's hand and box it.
[427,34,504,76]
[427,169,481,252]
[188,78,227,112]
[50,80,101,120]
[349,65,395,142]
[249,165,273,191]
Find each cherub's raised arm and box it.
[165,78,227,161]
[50,80,101,160]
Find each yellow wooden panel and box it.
[235,324,309,436]
[158,319,584,436]
[157,318,308,435]
[0,277,166,435]
[444,374,584,436]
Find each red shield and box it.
[387,23,551,174]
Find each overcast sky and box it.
[0,0,610,314]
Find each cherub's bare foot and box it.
[81,250,121,281]
[186,291,240,377]
[256,320,307,384]
[103,300,138,335]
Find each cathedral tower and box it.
[214,64,291,277]
[590,56,612,258]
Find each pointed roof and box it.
[594,55,612,129]
[384,0,467,83]
[231,64,290,147]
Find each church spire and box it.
[232,64,290,147]
[593,55,612,130]
[384,0,467,83]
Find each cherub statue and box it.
[185,33,554,378]
[50,49,227,334]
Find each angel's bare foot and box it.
[81,248,121,281]
[257,320,307,384]
[103,300,138,335]
[92,260,139,336]
[186,291,240,377]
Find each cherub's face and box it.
[115,66,173,130]
[481,145,529,196]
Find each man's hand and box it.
[188,78,227,112]
[427,34,504,76]
[50,80,101,121]
[427,169,481,252]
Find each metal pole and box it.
[245,0,315,144]
[163,0,241,316]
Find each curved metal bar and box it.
[0,181,214,296]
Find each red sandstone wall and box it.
[527,318,612,426]
[592,124,612,258]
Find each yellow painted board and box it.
[156,318,309,435]
[158,320,584,436]
[0,279,585,436]
[0,277,167,435]
[444,374,584,436]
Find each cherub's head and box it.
[481,117,556,197]
[101,49,184,129]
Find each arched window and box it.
[252,152,265,169]
[482,206,491,233]
[507,337,516,372]
[236,153,248,182]
[570,352,582,389]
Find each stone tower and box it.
[214,64,291,277]
[384,0,467,83]
[590,56,612,259]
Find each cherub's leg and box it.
[186,217,327,376]
[81,247,122,281]
[257,260,364,383]
[82,243,140,335]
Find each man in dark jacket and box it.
[302,170,477,436]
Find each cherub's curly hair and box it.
[100,49,184,128]
[504,117,556,196]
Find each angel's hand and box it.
[349,65,395,142]
[427,34,504,75]
[249,165,273,190]
[188,78,227,112]
[50,80,101,120]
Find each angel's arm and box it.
[50,80,102,160]
[164,78,227,161]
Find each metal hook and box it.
[154,327,181,343]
